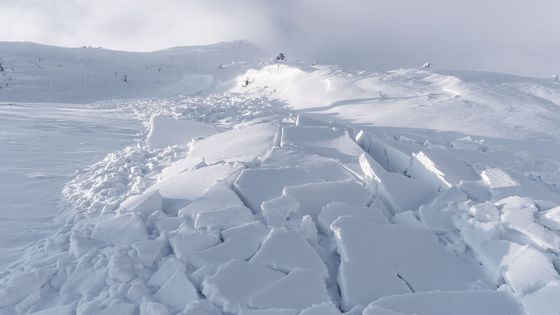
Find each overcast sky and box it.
[1,0,559,77]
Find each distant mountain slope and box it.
[0,40,264,103]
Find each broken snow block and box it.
[188,122,278,164]
[202,260,285,314]
[140,301,170,315]
[498,196,560,251]
[522,283,560,315]
[147,115,217,150]
[457,180,492,202]
[132,239,169,268]
[331,216,491,293]
[148,257,186,288]
[365,290,524,315]
[299,302,340,315]
[154,270,199,311]
[239,309,298,315]
[359,153,435,212]
[169,230,221,263]
[178,183,245,218]
[261,195,300,227]
[338,261,410,311]
[250,229,328,278]
[418,205,456,233]
[189,238,260,269]
[539,205,560,231]
[249,269,331,310]
[221,221,270,245]
[408,150,480,189]
[184,300,224,315]
[280,126,365,175]
[451,136,485,152]
[91,213,148,247]
[194,205,254,231]
[390,210,422,229]
[118,190,162,217]
[283,180,372,218]
[234,167,322,213]
[318,202,388,235]
[468,202,500,222]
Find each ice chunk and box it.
[169,230,221,263]
[458,180,492,202]
[261,195,300,227]
[468,202,500,222]
[194,205,254,231]
[283,180,372,218]
[154,270,199,310]
[451,136,485,152]
[234,167,323,212]
[539,205,560,230]
[418,205,455,233]
[202,260,284,313]
[184,300,224,315]
[299,302,340,315]
[481,168,520,189]
[127,280,152,301]
[147,115,217,150]
[522,283,560,315]
[222,221,270,245]
[91,213,148,247]
[118,190,162,217]
[147,257,185,288]
[179,183,245,218]
[359,153,435,212]
[338,261,410,311]
[132,239,169,268]
[498,196,560,251]
[140,301,170,315]
[365,290,524,315]
[249,269,331,310]
[250,229,328,278]
[318,202,388,234]
[188,122,278,163]
[189,238,260,269]
[390,210,422,229]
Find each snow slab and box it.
[189,238,260,269]
[194,205,255,231]
[178,182,245,218]
[250,228,328,278]
[248,269,331,310]
[234,167,323,213]
[169,229,221,264]
[298,302,340,315]
[261,195,300,227]
[154,269,199,311]
[91,213,148,247]
[188,122,278,163]
[539,205,560,230]
[132,239,169,268]
[117,190,162,218]
[280,126,365,175]
[317,202,388,235]
[365,290,524,315]
[202,260,285,314]
[221,221,271,245]
[282,180,372,219]
[359,153,436,212]
[146,115,217,150]
[418,205,456,233]
[331,216,491,302]
[522,283,560,315]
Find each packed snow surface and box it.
[2,41,560,315]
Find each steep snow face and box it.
[0,41,264,103]
[233,64,560,139]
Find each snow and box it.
[146,115,217,150]
[250,228,328,278]
[3,41,560,315]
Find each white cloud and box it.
[1,0,559,77]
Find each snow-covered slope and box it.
[0,41,264,103]
[1,42,560,315]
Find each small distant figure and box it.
[421,62,431,69]
[0,63,4,72]
[242,77,251,87]
[124,74,128,83]
[553,74,559,82]
[275,53,286,62]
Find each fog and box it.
[1,0,559,77]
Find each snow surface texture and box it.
[2,42,560,314]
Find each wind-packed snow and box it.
[2,41,560,315]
